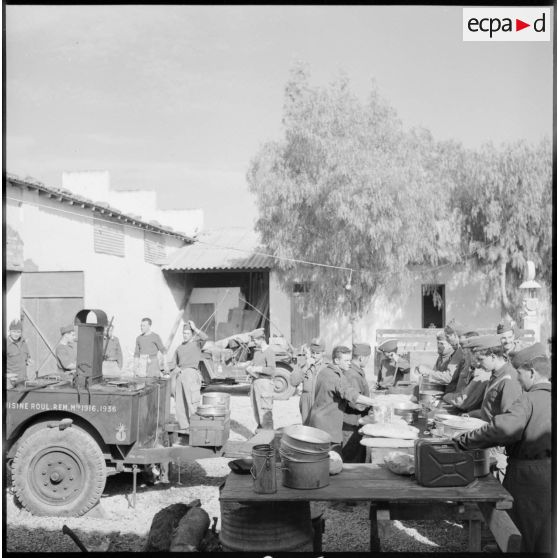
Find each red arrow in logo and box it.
[516,19,530,31]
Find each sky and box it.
[5,5,554,230]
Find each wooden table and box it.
[220,462,517,552]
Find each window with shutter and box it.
[144,231,167,264]
[94,219,125,257]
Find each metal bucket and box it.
[202,392,230,409]
[251,444,277,494]
[281,454,330,489]
[220,501,313,552]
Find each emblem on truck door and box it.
[115,423,127,442]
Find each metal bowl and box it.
[282,425,331,453]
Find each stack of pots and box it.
[280,425,331,489]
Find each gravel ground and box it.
[6,392,469,552]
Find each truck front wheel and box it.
[12,426,106,517]
[273,367,295,400]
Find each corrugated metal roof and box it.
[163,228,274,271]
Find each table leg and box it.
[369,504,381,552]
[468,519,482,552]
[312,516,324,553]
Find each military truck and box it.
[5,309,230,517]
[199,331,298,400]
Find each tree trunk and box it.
[498,258,512,320]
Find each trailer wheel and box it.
[273,367,295,400]
[12,426,106,517]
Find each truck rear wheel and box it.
[273,367,295,400]
[12,426,106,517]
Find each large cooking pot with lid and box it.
[196,404,228,417]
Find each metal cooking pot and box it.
[392,401,420,424]
[278,447,329,463]
[420,380,446,393]
[280,438,330,455]
[196,404,227,417]
[282,425,331,453]
[202,392,230,408]
[466,449,491,477]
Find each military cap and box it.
[60,324,74,335]
[466,335,502,352]
[250,328,266,340]
[310,338,325,352]
[445,321,466,336]
[352,342,371,357]
[511,343,547,370]
[9,319,22,330]
[378,339,398,353]
[496,319,516,335]
[527,356,551,377]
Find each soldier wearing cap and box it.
[376,339,411,389]
[246,329,276,431]
[466,334,522,422]
[308,345,377,455]
[454,343,551,553]
[6,319,31,381]
[497,319,523,357]
[341,342,372,463]
[417,321,466,387]
[290,337,326,424]
[55,324,77,377]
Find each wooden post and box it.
[369,504,381,552]
[468,519,482,552]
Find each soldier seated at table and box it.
[375,339,410,390]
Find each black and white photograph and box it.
[4,4,555,554]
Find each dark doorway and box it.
[422,284,445,329]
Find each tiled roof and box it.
[163,228,274,271]
[6,173,194,242]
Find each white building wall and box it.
[6,183,187,369]
[269,268,503,355]
[5,272,22,324]
[62,171,204,237]
[269,272,292,341]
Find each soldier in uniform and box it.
[454,343,551,553]
[290,337,325,424]
[341,342,371,463]
[171,320,208,434]
[55,324,77,378]
[102,324,123,377]
[246,329,276,431]
[6,319,31,381]
[134,317,166,378]
[308,346,376,456]
[376,339,411,389]
[497,319,523,358]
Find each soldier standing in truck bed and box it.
[102,324,123,377]
[134,317,165,377]
[55,324,77,378]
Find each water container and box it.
[251,444,276,494]
[220,501,313,552]
[281,454,330,489]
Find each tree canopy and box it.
[247,65,552,330]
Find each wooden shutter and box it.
[94,219,125,257]
[144,231,167,264]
